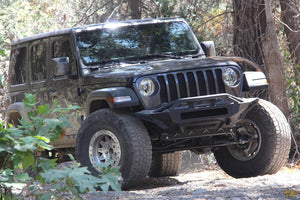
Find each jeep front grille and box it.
[156,68,225,103]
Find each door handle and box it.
[48,91,58,98]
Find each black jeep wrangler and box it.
[6,18,291,188]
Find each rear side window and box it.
[9,47,27,85]
[31,43,47,81]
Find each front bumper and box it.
[135,94,258,130]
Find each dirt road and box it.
[83,166,300,200]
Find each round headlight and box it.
[138,78,156,97]
[222,68,239,87]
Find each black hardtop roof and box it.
[11,17,185,46]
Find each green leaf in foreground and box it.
[15,173,31,182]
[0,49,5,56]
[22,152,35,170]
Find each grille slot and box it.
[181,108,228,119]
[157,68,225,103]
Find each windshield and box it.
[76,21,201,66]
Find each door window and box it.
[52,39,75,78]
[31,43,47,81]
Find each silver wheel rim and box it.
[228,119,262,161]
[89,130,121,170]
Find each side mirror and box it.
[200,41,216,57]
[52,57,71,76]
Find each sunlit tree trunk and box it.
[233,0,289,117]
[261,0,289,117]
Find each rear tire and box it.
[214,99,291,178]
[75,109,152,189]
[148,151,182,177]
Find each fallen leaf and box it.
[284,189,300,198]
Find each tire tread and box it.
[149,151,182,177]
[214,99,291,178]
[75,109,152,189]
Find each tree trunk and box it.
[280,0,300,67]
[280,0,300,156]
[233,0,264,68]
[129,0,142,19]
[232,0,290,117]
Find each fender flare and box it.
[87,87,140,114]
[5,102,30,126]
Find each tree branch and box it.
[199,11,233,27]
[106,0,125,22]
[73,0,111,26]
[273,15,300,33]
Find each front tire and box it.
[214,99,291,178]
[75,109,152,189]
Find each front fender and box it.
[5,102,30,126]
[242,71,268,92]
[87,87,140,113]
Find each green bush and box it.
[0,93,121,200]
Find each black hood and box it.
[83,57,238,80]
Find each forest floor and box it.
[73,153,300,200]
[80,166,300,200]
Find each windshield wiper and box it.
[91,59,138,66]
[137,54,183,60]
[191,53,206,58]
[174,51,205,58]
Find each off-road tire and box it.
[214,99,291,178]
[75,109,152,189]
[148,151,182,177]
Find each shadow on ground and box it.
[130,177,186,190]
